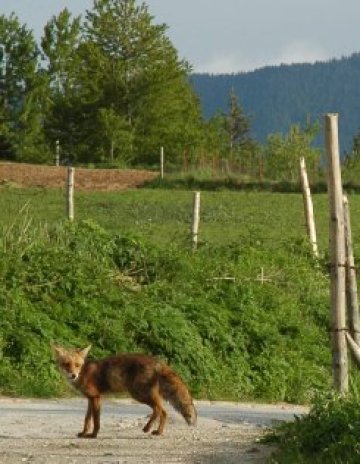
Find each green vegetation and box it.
[0,0,203,165]
[4,0,354,186]
[0,217,329,399]
[1,0,360,459]
[0,187,333,249]
[268,393,360,463]
[0,185,360,402]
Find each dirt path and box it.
[0,398,295,463]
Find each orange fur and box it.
[52,344,197,438]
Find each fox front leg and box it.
[90,396,101,438]
[78,397,94,438]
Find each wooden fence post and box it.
[191,191,201,250]
[55,140,60,167]
[160,146,164,179]
[343,194,360,345]
[66,167,75,221]
[299,157,319,258]
[325,113,348,394]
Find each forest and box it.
[1,0,360,183]
[191,53,360,154]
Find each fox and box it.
[52,344,197,438]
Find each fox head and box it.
[52,344,91,383]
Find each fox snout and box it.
[64,370,79,381]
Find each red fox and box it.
[52,344,197,438]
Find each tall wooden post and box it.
[55,140,60,166]
[191,191,201,250]
[343,194,360,345]
[66,167,75,221]
[160,146,164,179]
[325,113,348,394]
[299,157,319,258]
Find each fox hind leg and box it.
[140,390,167,435]
[151,404,167,436]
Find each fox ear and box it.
[78,345,92,358]
[51,343,65,358]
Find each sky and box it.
[1,0,360,74]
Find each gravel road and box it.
[0,398,308,464]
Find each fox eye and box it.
[62,362,71,369]
[74,362,81,368]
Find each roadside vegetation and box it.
[1,185,360,463]
[267,393,360,463]
[0,212,331,399]
[0,185,359,400]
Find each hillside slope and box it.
[190,52,360,152]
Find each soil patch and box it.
[0,162,157,191]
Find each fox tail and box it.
[158,364,197,426]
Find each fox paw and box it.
[77,432,97,439]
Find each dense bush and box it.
[0,219,333,399]
[268,393,360,463]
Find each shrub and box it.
[0,219,335,399]
[268,393,360,463]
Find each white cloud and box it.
[197,54,241,74]
[273,40,331,66]
[195,41,333,74]
[196,52,271,74]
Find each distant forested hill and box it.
[190,53,360,152]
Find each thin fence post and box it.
[343,194,360,345]
[160,146,164,179]
[66,167,75,221]
[55,140,60,167]
[325,113,348,394]
[299,157,319,258]
[191,191,201,250]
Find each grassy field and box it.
[2,185,360,256]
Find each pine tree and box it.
[224,89,252,152]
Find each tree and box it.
[76,0,203,165]
[40,9,83,159]
[343,129,360,184]
[219,89,259,176]
[96,107,134,164]
[0,13,41,160]
[224,89,252,153]
[264,120,321,182]
[0,2,205,166]
[14,72,53,163]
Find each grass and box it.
[0,184,336,397]
[2,185,358,255]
